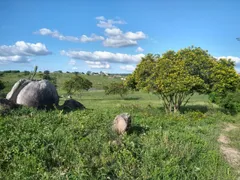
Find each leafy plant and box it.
[126,47,240,114]
[63,75,92,96]
[104,82,128,98]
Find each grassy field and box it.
[0,72,240,179]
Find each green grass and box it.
[0,72,239,179]
[0,72,121,97]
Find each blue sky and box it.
[0,0,240,73]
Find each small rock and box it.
[112,113,131,134]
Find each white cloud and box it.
[216,56,240,64]
[68,59,76,65]
[80,34,104,42]
[72,66,78,70]
[96,16,105,21]
[0,55,30,64]
[35,28,104,42]
[136,47,144,52]
[120,65,136,71]
[0,41,51,64]
[103,27,147,47]
[105,28,122,36]
[96,17,126,28]
[0,41,51,56]
[125,31,146,40]
[61,50,144,64]
[85,61,110,69]
[103,38,137,47]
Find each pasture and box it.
[0,72,239,179]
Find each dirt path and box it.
[218,123,240,174]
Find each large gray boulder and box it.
[112,113,131,134]
[6,79,59,109]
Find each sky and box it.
[0,0,240,73]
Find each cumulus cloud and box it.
[85,61,110,69]
[96,16,126,28]
[103,27,147,48]
[0,41,51,64]
[35,28,104,42]
[136,47,144,52]
[0,55,30,64]
[120,65,136,71]
[105,28,123,36]
[103,38,137,47]
[0,41,51,56]
[124,31,146,40]
[61,50,144,64]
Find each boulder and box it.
[6,79,59,109]
[112,113,131,134]
[61,99,85,111]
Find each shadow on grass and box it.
[128,125,149,135]
[180,105,209,113]
[123,97,140,100]
[180,104,231,115]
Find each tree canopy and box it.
[63,75,92,96]
[126,46,240,113]
[104,82,128,98]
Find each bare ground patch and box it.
[218,123,240,173]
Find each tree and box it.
[63,75,92,96]
[147,55,204,113]
[104,82,129,98]
[126,47,239,113]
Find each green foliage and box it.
[23,71,30,76]
[208,58,240,113]
[0,103,238,179]
[126,47,240,114]
[126,47,212,113]
[104,82,129,98]
[41,72,57,87]
[63,75,92,96]
[210,59,240,96]
[131,53,158,91]
[218,91,240,114]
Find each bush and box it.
[63,75,92,96]
[219,91,240,114]
[104,82,128,98]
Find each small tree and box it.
[126,47,240,113]
[104,82,128,98]
[63,75,92,97]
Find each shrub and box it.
[219,91,240,114]
[104,82,128,98]
[63,75,92,96]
